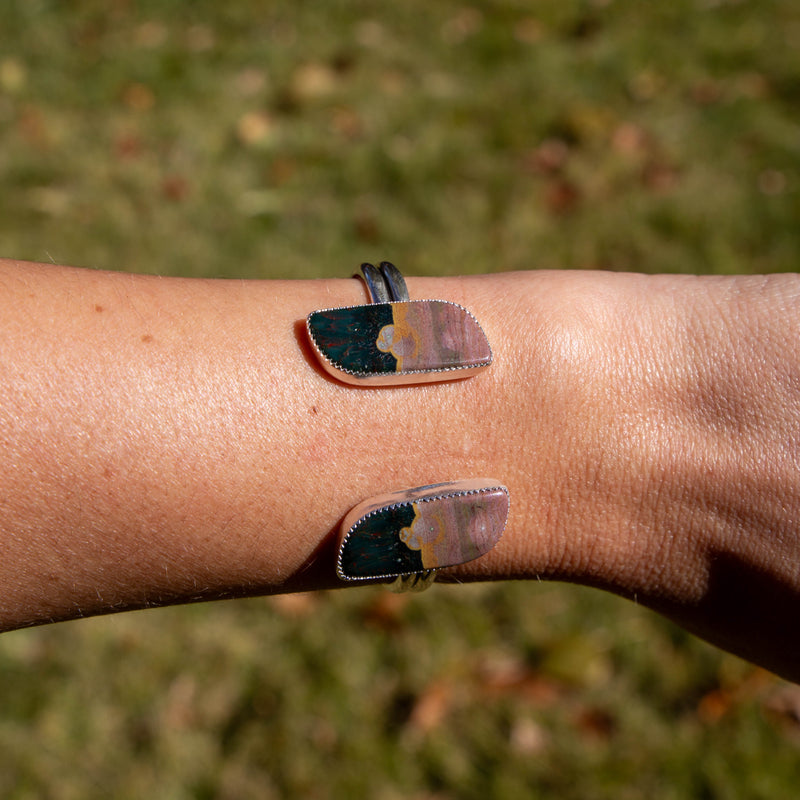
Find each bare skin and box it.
[1,260,799,680]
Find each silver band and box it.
[358,261,410,304]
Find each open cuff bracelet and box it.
[337,480,510,591]
[306,262,492,386]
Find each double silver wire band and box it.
[358,261,410,304]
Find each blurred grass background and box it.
[1,0,799,797]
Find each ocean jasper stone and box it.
[337,480,509,581]
[306,300,492,385]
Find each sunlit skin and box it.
[1,260,800,681]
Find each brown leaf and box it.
[121,83,155,112]
[691,79,723,106]
[510,717,549,755]
[441,8,484,44]
[114,133,144,160]
[269,591,319,618]
[236,110,276,147]
[290,62,338,102]
[360,592,409,630]
[642,161,679,193]
[186,25,215,53]
[354,210,381,244]
[407,680,453,734]
[574,707,616,741]
[514,18,545,44]
[475,653,562,707]
[162,674,198,731]
[329,106,363,139]
[524,138,570,175]
[611,122,651,157]
[758,169,787,196]
[134,21,168,49]
[234,68,268,98]
[699,667,776,725]
[269,156,297,186]
[697,688,732,724]
[162,175,189,202]
[17,105,49,148]
[543,178,581,216]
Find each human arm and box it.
[1,260,799,680]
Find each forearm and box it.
[2,261,800,680]
[0,261,560,623]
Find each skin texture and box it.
[1,260,799,681]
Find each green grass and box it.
[1,1,800,797]
[2,0,799,277]
[1,586,797,799]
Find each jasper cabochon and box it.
[338,483,509,581]
[307,300,492,385]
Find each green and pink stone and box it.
[337,480,509,582]
[306,300,492,385]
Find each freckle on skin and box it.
[94,304,104,313]
[141,334,154,343]
[311,406,318,414]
